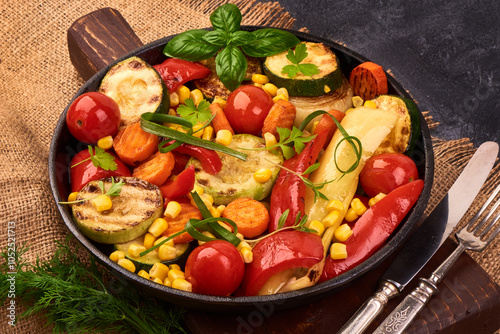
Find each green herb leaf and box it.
[298,63,321,76]
[274,126,316,159]
[240,28,300,57]
[88,146,117,171]
[106,177,125,197]
[163,29,220,61]
[303,162,321,175]
[216,44,247,91]
[281,43,320,78]
[202,30,229,46]
[210,3,241,32]
[277,209,289,230]
[281,64,300,78]
[229,30,256,46]
[177,98,212,126]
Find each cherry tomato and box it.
[224,85,274,135]
[66,92,121,143]
[185,240,244,296]
[360,153,419,198]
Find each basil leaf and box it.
[210,3,241,33]
[215,44,247,91]
[163,29,220,61]
[229,31,256,46]
[203,30,229,46]
[240,28,300,57]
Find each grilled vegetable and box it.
[349,61,388,100]
[222,198,270,238]
[113,122,159,166]
[72,177,164,244]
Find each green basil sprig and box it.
[163,3,300,91]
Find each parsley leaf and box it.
[273,126,316,160]
[177,98,212,126]
[98,177,124,197]
[89,146,118,171]
[281,43,320,78]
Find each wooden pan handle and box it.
[67,8,143,80]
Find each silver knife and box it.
[337,141,499,334]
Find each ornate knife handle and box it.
[337,281,399,334]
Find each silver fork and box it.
[374,183,500,334]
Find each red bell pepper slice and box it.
[238,230,324,296]
[70,148,131,192]
[153,58,211,92]
[268,129,329,232]
[319,179,424,283]
[172,143,222,175]
[160,165,195,199]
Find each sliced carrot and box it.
[313,108,346,148]
[113,122,159,166]
[162,202,202,244]
[349,62,388,100]
[222,198,269,238]
[132,151,175,186]
[209,102,235,134]
[261,99,296,138]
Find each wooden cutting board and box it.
[68,8,500,333]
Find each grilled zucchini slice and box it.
[99,56,169,128]
[72,176,163,244]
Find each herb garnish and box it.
[71,146,117,171]
[59,177,125,205]
[275,126,316,159]
[176,98,212,126]
[282,43,320,78]
[163,4,300,91]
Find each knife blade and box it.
[337,141,499,334]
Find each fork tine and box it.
[480,205,500,241]
[470,183,500,233]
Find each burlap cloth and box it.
[0,0,498,333]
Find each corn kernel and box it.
[253,82,263,88]
[164,201,182,219]
[310,121,319,134]
[264,132,278,148]
[240,248,253,263]
[308,220,325,236]
[251,74,269,84]
[237,240,251,251]
[68,192,78,202]
[236,233,244,240]
[216,205,226,216]
[128,244,146,258]
[213,96,226,109]
[163,277,172,287]
[215,129,232,146]
[137,270,150,279]
[364,100,378,109]
[201,193,214,206]
[335,224,353,242]
[202,126,214,140]
[169,264,181,271]
[97,136,114,150]
[91,195,112,212]
[351,198,367,216]
[369,193,386,207]
[344,208,359,222]
[218,221,232,232]
[276,87,289,99]
[172,278,192,292]
[352,96,363,108]
[193,184,204,196]
[208,205,220,218]
[192,123,204,138]
[176,85,191,104]
[168,108,177,116]
[326,199,344,213]
[168,269,185,282]
[152,277,164,284]
[253,168,273,183]
[117,259,136,272]
[158,245,178,261]
[148,218,169,237]
[263,83,278,96]
[324,85,331,93]
[330,243,348,260]
[169,92,180,107]
[154,236,174,247]
[199,231,216,246]
[190,89,204,106]
[109,250,125,262]
[149,263,170,281]
[273,94,288,103]
[322,210,341,228]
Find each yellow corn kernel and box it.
[363,100,378,109]
[335,224,353,242]
[91,195,112,212]
[68,192,78,202]
[213,96,226,109]
[137,270,150,280]
[168,108,177,116]
[109,250,125,262]
[344,208,359,222]
[215,129,232,146]
[236,232,244,240]
[190,89,204,106]
[324,85,331,93]
[253,82,263,88]
[164,201,182,219]
[237,240,251,251]
[308,220,325,236]
[149,263,170,281]
[208,205,220,218]
[176,85,191,104]
[252,74,269,84]
[352,96,364,108]
[322,210,341,228]
[143,233,156,249]
[152,277,164,284]
[169,92,180,107]
[97,135,114,150]
[276,87,289,99]
[216,205,226,216]
[253,168,273,183]
[330,243,348,260]
[263,83,278,96]
[168,268,185,282]
[351,198,367,216]
[192,184,204,196]
[264,132,278,148]
[154,236,174,247]
[128,244,146,258]
[192,123,204,138]
[369,193,387,207]
[169,264,181,271]
[158,245,178,261]
[117,259,136,273]
[148,218,169,237]
[202,126,214,140]
[218,221,232,231]
[310,121,319,134]
[172,278,193,292]
[326,199,344,213]
[163,277,172,287]
[240,247,253,263]
[199,231,216,246]
[273,94,288,103]
[201,193,214,206]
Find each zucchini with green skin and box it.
[263,42,343,97]
[189,134,283,205]
[99,56,169,128]
[72,177,164,244]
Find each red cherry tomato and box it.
[66,92,121,143]
[224,85,274,135]
[360,153,419,198]
[185,240,244,296]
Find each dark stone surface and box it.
[265,0,500,152]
